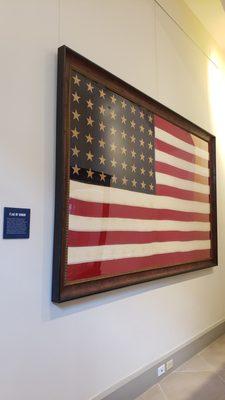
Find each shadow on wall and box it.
[207,52,225,268]
[44,267,213,321]
[207,51,225,140]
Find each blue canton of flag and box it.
[70,71,156,195]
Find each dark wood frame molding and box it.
[52,45,217,302]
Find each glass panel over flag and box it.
[66,70,211,285]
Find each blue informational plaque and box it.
[3,207,31,239]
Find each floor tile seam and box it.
[158,383,169,400]
[170,370,217,377]
[174,369,215,373]
[215,372,225,387]
[198,352,220,371]
[198,352,217,370]
[136,335,225,399]
[159,370,225,400]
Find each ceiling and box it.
[184,0,225,51]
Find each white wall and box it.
[0,1,225,399]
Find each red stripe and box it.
[68,230,210,247]
[66,249,211,281]
[69,198,210,222]
[156,161,209,185]
[156,185,209,203]
[155,115,194,146]
[69,198,209,222]
[156,139,208,168]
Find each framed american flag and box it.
[52,45,217,302]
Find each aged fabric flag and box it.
[66,70,211,284]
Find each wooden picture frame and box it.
[52,45,217,302]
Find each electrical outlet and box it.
[166,359,174,370]
[157,364,166,377]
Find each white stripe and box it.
[70,181,210,214]
[69,215,210,233]
[68,240,211,264]
[156,150,209,177]
[156,172,210,195]
[155,127,209,161]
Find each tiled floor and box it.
[135,334,225,400]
